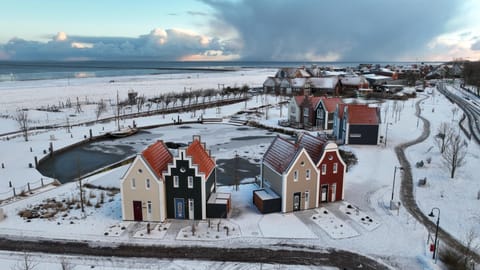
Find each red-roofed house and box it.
[121,140,173,222]
[315,97,343,131]
[164,135,226,220]
[297,133,346,203]
[288,95,343,131]
[258,136,320,213]
[335,104,381,145]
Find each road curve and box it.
[397,95,480,263]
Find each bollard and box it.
[12,187,16,197]
[1,163,4,169]
[28,163,33,168]
[30,147,32,152]
[34,156,38,168]
[89,129,92,139]
[27,183,31,193]
[41,178,44,187]
[9,181,12,188]
[70,134,73,138]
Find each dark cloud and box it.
[0,29,239,60]
[202,0,460,61]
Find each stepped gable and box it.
[185,136,215,179]
[263,136,298,174]
[296,133,327,164]
[142,141,173,179]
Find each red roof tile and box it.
[263,136,298,174]
[186,137,215,179]
[297,133,327,164]
[347,104,379,125]
[142,141,173,179]
[322,97,343,112]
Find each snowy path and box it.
[397,94,480,263]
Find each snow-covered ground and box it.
[0,72,478,270]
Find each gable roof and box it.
[294,95,323,110]
[263,136,298,174]
[322,97,343,113]
[185,136,215,179]
[296,133,327,164]
[142,141,173,179]
[346,104,380,125]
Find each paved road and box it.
[0,235,392,269]
[397,95,480,263]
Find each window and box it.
[303,108,309,117]
[146,179,151,189]
[321,164,327,175]
[293,170,298,182]
[333,163,338,174]
[300,161,305,166]
[173,176,179,188]
[188,176,193,189]
[306,169,311,180]
[147,201,152,215]
[138,169,143,173]
[131,178,136,189]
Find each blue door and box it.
[174,198,185,219]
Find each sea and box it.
[0,60,439,82]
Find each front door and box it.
[293,192,301,211]
[133,201,143,221]
[331,183,337,202]
[321,185,328,203]
[174,198,185,219]
[188,199,194,220]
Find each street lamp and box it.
[429,207,441,261]
[384,122,392,147]
[391,166,404,202]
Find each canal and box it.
[37,124,283,185]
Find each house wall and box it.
[288,101,300,124]
[262,164,283,197]
[315,104,326,130]
[121,158,164,222]
[283,151,319,213]
[165,158,204,220]
[318,149,345,202]
[348,125,379,145]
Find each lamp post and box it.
[429,207,441,261]
[385,122,392,147]
[390,166,403,209]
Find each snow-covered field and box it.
[0,71,478,270]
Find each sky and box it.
[1,0,480,62]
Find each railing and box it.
[0,177,57,203]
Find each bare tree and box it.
[60,257,75,270]
[95,99,107,120]
[442,131,467,178]
[435,122,454,154]
[11,251,37,270]
[15,109,29,141]
[136,95,145,113]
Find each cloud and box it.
[187,11,208,16]
[0,28,240,61]
[202,0,461,61]
[472,40,480,51]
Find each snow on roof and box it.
[323,70,346,76]
[263,136,298,174]
[296,133,327,164]
[363,74,392,80]
[291,78,306,88]
[297,69,311,78]
[340,75,367,86]
[309,77,338,89]
[346,104,379,125]
[185,136,216,179]
[142,141,173,179]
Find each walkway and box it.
[397,95,480,263]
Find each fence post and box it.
[41,178,44,187]
[12,187,16,197]
[34,156,38,168]
[27,183,31,193]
